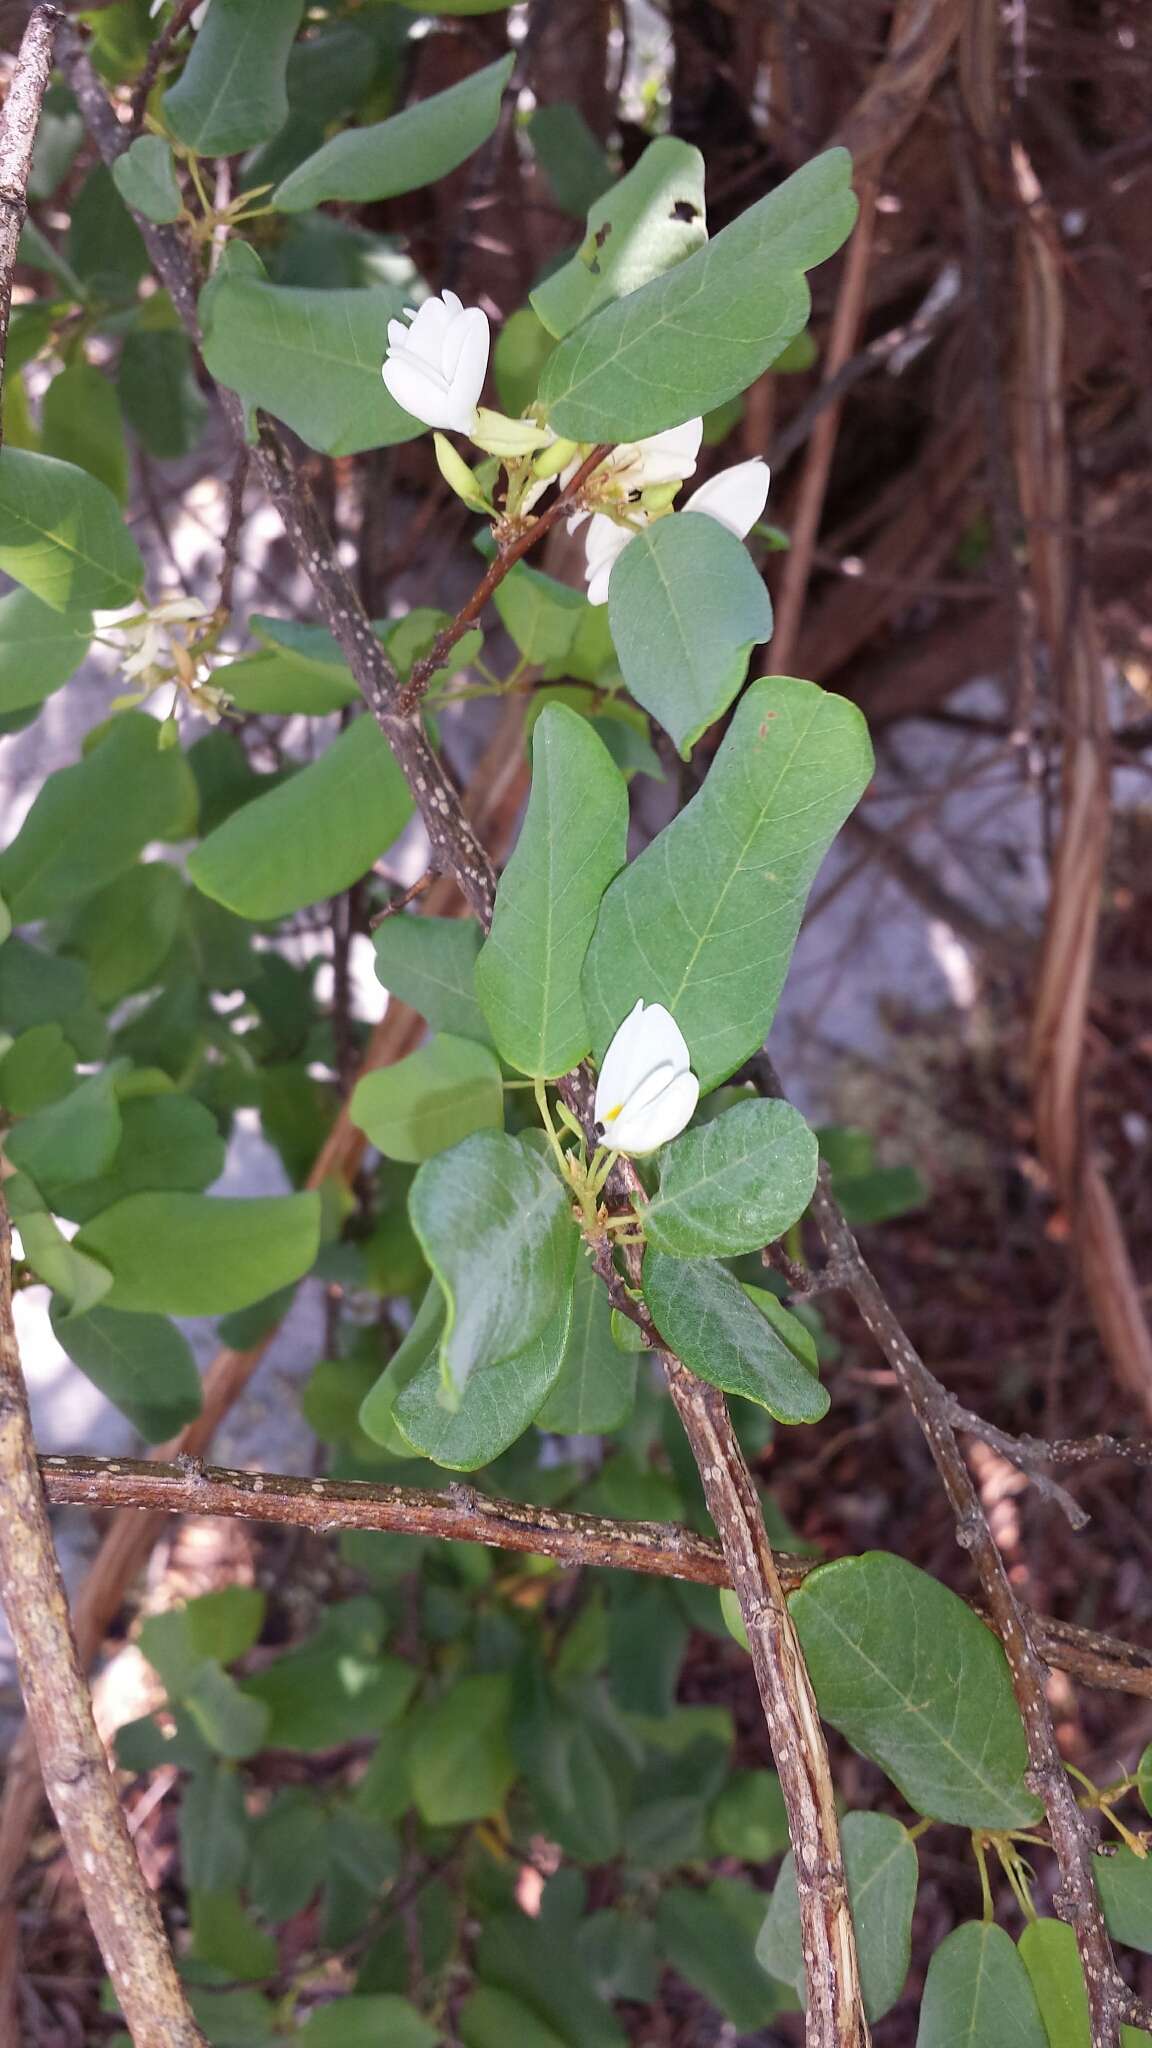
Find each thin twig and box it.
[129,0,200,135]
[943,1398,1152,1525]
[0,4,61,454]
[217,446,248,618]
[751,1052,1146,2048]
[0,1200,206,2048]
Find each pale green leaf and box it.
[1098,1846,1152,1953]
[189,717,413,921]
[1019,1919,1090,2048]
[301,1999,438,2048]
[790,1552,1042,1828]
[708,1770,788,1860]
[200,278,422,456]
[54,1092,227,1225]
[917,1923,1048,2047]
[528,104,613,219]
[643,1251,829,1423]
[1139,1742,1152,1818]
[658,1880,790,2032]
[494,307,556,415]
[758,1811,917,2021]
[62,861,185,1006]
[111,135,184,223]
[540,148,857,440]
[641,1097,817,1257]
[0,1024,75,1115]
[50,1302,202,1441]
[213,650,359,717]
[608,511,773,755]
[0,714,195,922]
[18,1208,113,1316]
[180,1760,250,1888]
[393,1285,571,1469]
[40,363,128,507]
[408,1129,578,1395]
[0,587,92,715]
[582,677,873,1091]
[535,1254,637,1433]
[164,0,306,156]
[476,704,628,1076]
[372,914,491,1044]
[532,137,706,342]
[350,1033,503,1163]
[493,562,587,667]
[273,54,513,211]
[5,1072,121,1199]
[409,1674,515,1826]
[359,1281,444,1454]
[75,1192,321,1315]
[118,326,209,461]
[0,448,143,610]
[460,1988,568,2048]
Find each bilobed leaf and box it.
[542,149,856,440]
[75,1191,321,1315]
[50,1302,202,1441]
[0,1025,75,1115]
[243,1621,415,1753]
[41,364,128,506]
[216,650,360,717]
[643,1252,829,1423]
[1097,1846,1152,1953]
[189,717,413,920]
[0,714,195,922]
[532,137,706,341]
[0,587,92,715]
[273,54,513,211]
[54,1093,227,1225]
[351,1034,503,1162]
[758,1811,917,2021]
[476,705,628,1076]
[200,278,422,456]
[1018,1919,1090,2048]
[460,1987,569,2048]
[5,1072,121,1199]
[493,563,587,667]
[164,0,306,156]
[183,1663,270,1761]
[641,1097,818,1257]
[0,939,107,1060]
[410,1675,515,1827]
[394,1286,572,1469]
[62,861,185,1006]
[474,1911,626,2048]
[790,1552,1041,1828]
[140,1587,266,1693]
[708,1769,788,1861]
[582,678,873,1091]
[409,1130,578,1396]
[118,326,209,461]
[535,1254,637,1433]
[302,1998,439,2048]
[111,135,184,222]
[18,1208,113,1316]
[608,512,773,755]
[372,914,491,1044]
[0,448,143,610]
[493,307,556,416]
[917,1923,1048,2047]
[658,1880,790,2032]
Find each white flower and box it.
[594,999,699,1156]
[581,454,770,605]
[382,290,490,434]
[563,418,704,535]
[114,596,209,686]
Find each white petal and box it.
[382,355,457,428]
[441,288,463,316]
[386,316,412,353]
[627,417,704,489]
[404,295,454,361]
[443,306,490,416]
[583,513,634,605]
[627,1001,692,1075]
[595,999,692,1125]
[685,458,770,539]
[611,1069,700,1155]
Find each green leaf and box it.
[658,1880,790,2032]
[0,714,194,923]
[758,1811,917,2021]
[493,562,587,667]
[40,364,128,507]
[273,53,513,211]
[18,1207,112,1315]
[49,1303,202,1441]
[164,0,307,156]
[0,1024,75,1115]
[140,1589,265,1699]
[790,1552,1042,1828]
[75,1191,321,1315]
[248,1792,327,1922]
[189,717,413,921]
[708,1768,788,1860]
[410,1674,515,1826]
[643,1252,829,1423]
[301,1997,438,2048]
[5,1072,121,1201]
[409,1130,578,1397]
[66,166,148,302]
[0,448,143,610]
[1139,1742,1152,1818]
[461,1987,568,2048]
[215,649,360,717]
[53,1093,227,1226]
[608,512,773,756]
[528,104,613,219]
[394,1285,572,1469]
[476,705,627,1077]
[372,914,491,1044]
[0,587,92,715]
[541,148,857,440]
[578,1913,658,2004]
[535,1254,637,1433]
[111,135,183,223]
[351,1034,503,1163]
[0,938,107,1060]
[200,278,422,456]
[180,1760,250,1891]
[836,1163,927,1226]
[1097,1846,1152,1953]
[532,137,706,342]
[62,861,184,1008]
[494,307,557,416]
[641,1097,817,1257]
[118,326,209,461]
[1019,1919,1090,2048]
[243,1634,415,1754]
[359,1281,443,1453]
[187,1986,278,2048]
[917,1923,1048,2047]
[582,678,873,1091]
[183,1662,270,1760]
[474,1910,626,2048]
[189,1889,278,1983]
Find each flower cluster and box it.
[106,596,229,725]
[381,294,770,605]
